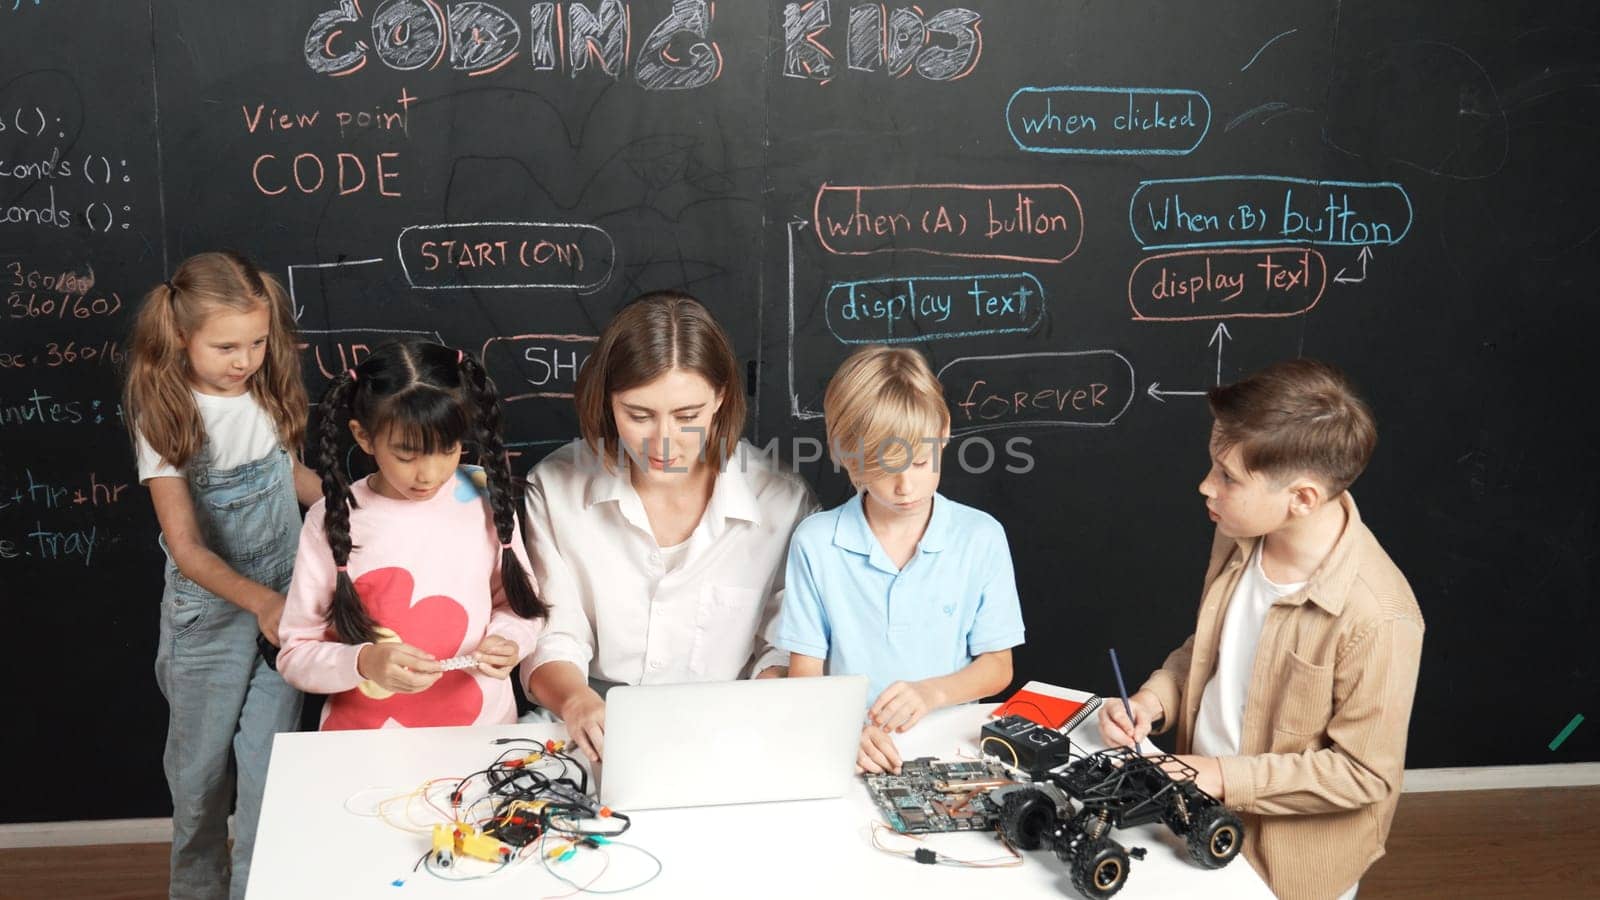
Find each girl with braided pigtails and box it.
[276,338,547,730]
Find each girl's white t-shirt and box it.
[135,389,281,481]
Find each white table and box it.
[249,703,1275,899]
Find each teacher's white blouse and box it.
[521,439,817,687]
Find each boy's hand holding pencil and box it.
[1102,650,1162,750]
[1099,688,1163,748]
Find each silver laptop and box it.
[599,675,869,810]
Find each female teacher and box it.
[521,290,816,761]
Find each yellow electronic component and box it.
[430,823,458,867]
[429,821,512,866]
[458,827,512,863]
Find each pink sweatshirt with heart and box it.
[277,467,543,730]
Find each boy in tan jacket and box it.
[1101,359,1424,900]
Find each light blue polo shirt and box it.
[775,492,1026,705]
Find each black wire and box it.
[445,740,628,856]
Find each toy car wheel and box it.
[997,788,1057,851]
[1185,805,1244,869]
[1069,838,1130,899]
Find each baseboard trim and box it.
[4,762,1598,848]
[0,817,176,849]
[1400,762,1600,793]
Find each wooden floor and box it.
[2,787,1597,899]
[1361,786,1600,900]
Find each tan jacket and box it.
[1141,494,1425,900]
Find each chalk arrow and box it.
[1146,382,1209,403]
[1333,246,1374,284]
[1149,323,1235,403]
[788,219,825,420]
[286,258,384,324]
[1208,322,1232,385]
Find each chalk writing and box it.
[480,334,598,401]
[241,89,417,138]
[6,262,95,295]
[81,200,133,232]
[633,0,722,89]
[305,0,724,90]
[0,105,50,136]
[0,93,140,231]
[1006,86,1211,156]
[0,470,130,511]
[448,2,522,74]
[0,340,124,371]
[1128,176,1413,249]
[396,222,615,292]
[0,147,72,180]
[825,273,1045,343]
[251,151,402,198]
[0,391,123,428]
[1,184,70,229]
[785,2,982,82]
[297,328,444,392]
[18,523,97,565]
[1127,248,1326,321]
[1,182,139,230]
[563,0,626,77]
[814,183,1083,262]
[939,351,1135,435]
[7,289,123,320]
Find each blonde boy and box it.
[1099,360,1424,900]
[777,346,1025,774]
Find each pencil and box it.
[1109,648,1136,742]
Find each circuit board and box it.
[863,757,1015,834]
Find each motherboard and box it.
[863,757,1016,834]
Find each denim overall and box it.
[154,446,303,900]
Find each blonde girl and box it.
[124,251,317,900]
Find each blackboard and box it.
[3,0,1595,824]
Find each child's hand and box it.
[559,688,607,763]
[869,680,940,733]
[1099,689,1162,748]
[357,642,443,694]
[471,635,520,679]
[256,593,286,648]
[857,723,902,774]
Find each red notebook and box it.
[992,681,1103,734]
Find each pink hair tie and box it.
[500,542,514,550]
[457,349,465,364]
[336,565,348,572]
